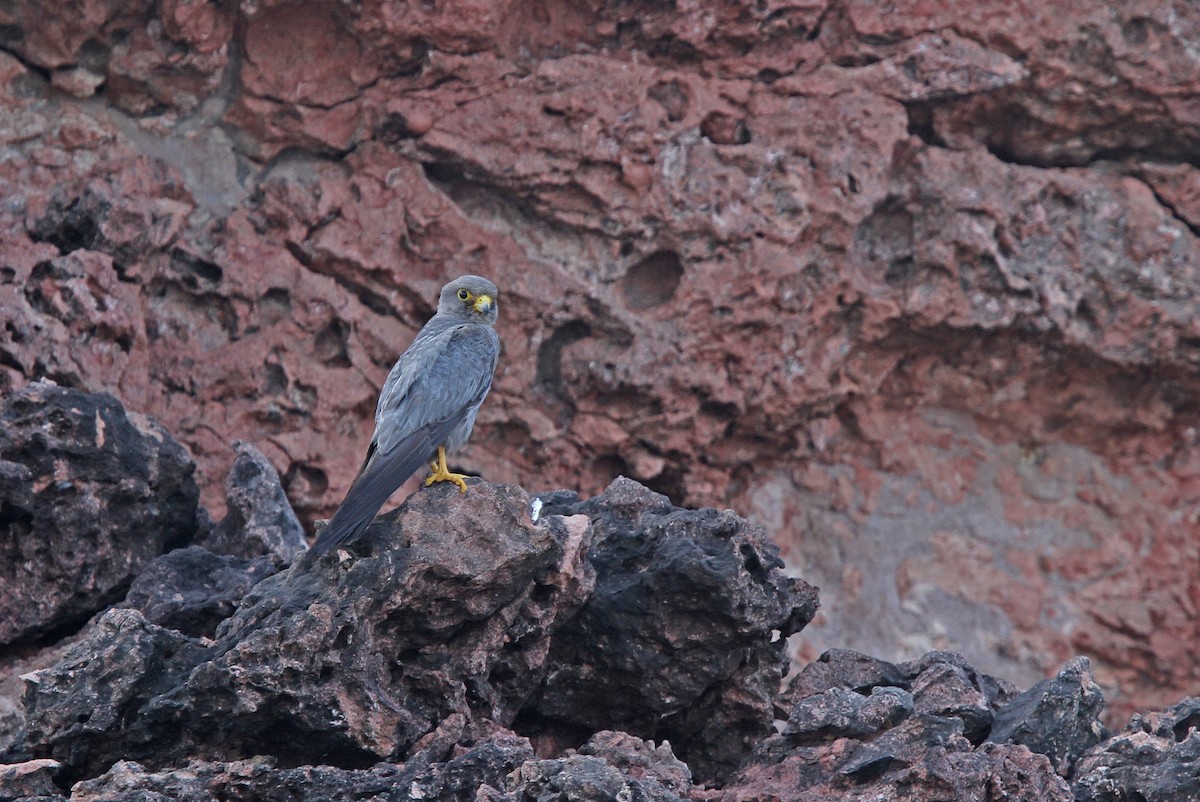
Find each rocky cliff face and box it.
[1,0,1197,727]
[2,385,1199,801]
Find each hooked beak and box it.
[474,294,494,314]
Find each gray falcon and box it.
[305,275,500,560]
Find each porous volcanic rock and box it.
[1073,698,1200,802]
[18,608,208,783]
[51,730,693,802]
[19,481,594,782]
[0,420,306,759]
[199,439,307,562]
[496,730,693,802]
[530,479,820,784]
[735,649,1078,801]
[3,379,1200,800]
[64,731,536,802]
[990,655,1107,776]
[2,0,1200,736]
[727,721,1074,802]
[0,381,200,646]
[120,545,278,639]
[778,649,1110,776]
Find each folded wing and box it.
[303,325,499,561]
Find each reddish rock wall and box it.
[2,0,1198,722]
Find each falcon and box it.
[304,275,500,561]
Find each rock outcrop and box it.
[529,482,818,783]
[0,381,200,646]
[1,387,1199,800]
[198,440,308,563]
[1073,698,1200,802]
[16,482,590,782]
[0,1,1197,721]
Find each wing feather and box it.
[374,324,499,454]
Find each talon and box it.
[424,445,471,493]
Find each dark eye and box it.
[457,289,470,301]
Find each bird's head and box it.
[440,275,499,324]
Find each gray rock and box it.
[575,730,693,795]
[20,482,594,780]
[912,661,993,741]
[121,545,278,638]
[989,656,1106,775]
[834,714,967,780]
[784,686,913,742]
[501,732,690,802]
[735,712,1073,801]
[20,608,208,783]
[69,732,536,802]
[5,376,1168,802]
[783,649,1014,743]
[1072,697,1200,802]
[782,648,912,703]
[743,649,1075,800]
[0,381,200,646]
[899,650,1018,711]
[528,477,820,784]
[200,440,306,562]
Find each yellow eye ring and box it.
[457,289,470,301]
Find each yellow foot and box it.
[424,446,470,493]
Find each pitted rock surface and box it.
[0,382,199,646]
[1073,698,1200,802]
[18,482,593,782]
[200,440,307,562]
[530,478,819,783]
[0,2,1198,719]
[1,384,1198,800]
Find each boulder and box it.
[0,382,200,646]
[529,479,820,783]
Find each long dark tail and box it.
[301,418,459,563]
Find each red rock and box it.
[49,67,104,98]
[1,0,1199,730]
[242,4,377,107]
[106,19,229,118]
[0,0,154,70]
[160,0,233,54]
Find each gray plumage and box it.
[304,275,500,561]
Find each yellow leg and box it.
[424,446,469,493]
